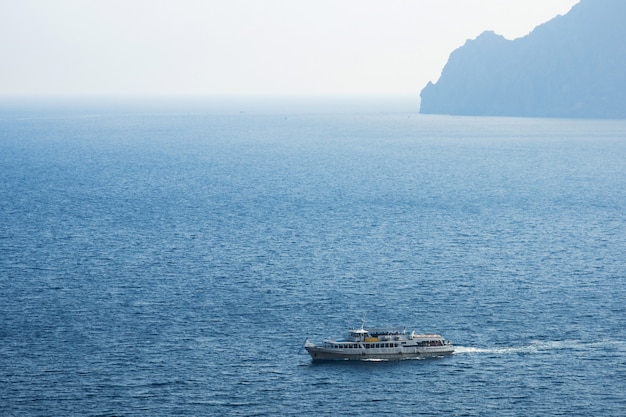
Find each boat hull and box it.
[305,345,454,361]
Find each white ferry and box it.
[304,323,453,361]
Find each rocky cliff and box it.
[420,0,626,118]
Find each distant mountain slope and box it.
[420,0,626,118]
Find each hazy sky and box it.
[0,0,579,98]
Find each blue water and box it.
[1,100,625,416]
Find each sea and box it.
[1,98,625,416]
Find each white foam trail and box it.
[454,346,530,355]
[453,339,623,356]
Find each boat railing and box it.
[367,327,405,336]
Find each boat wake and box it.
[454,339,626,356]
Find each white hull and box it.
[305,345,453,361]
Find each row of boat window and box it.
[418,341,445,347]
[365,343,399,349]
[327,343,400,349]
[325,341,444,349]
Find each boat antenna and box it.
[361,314,366,330]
